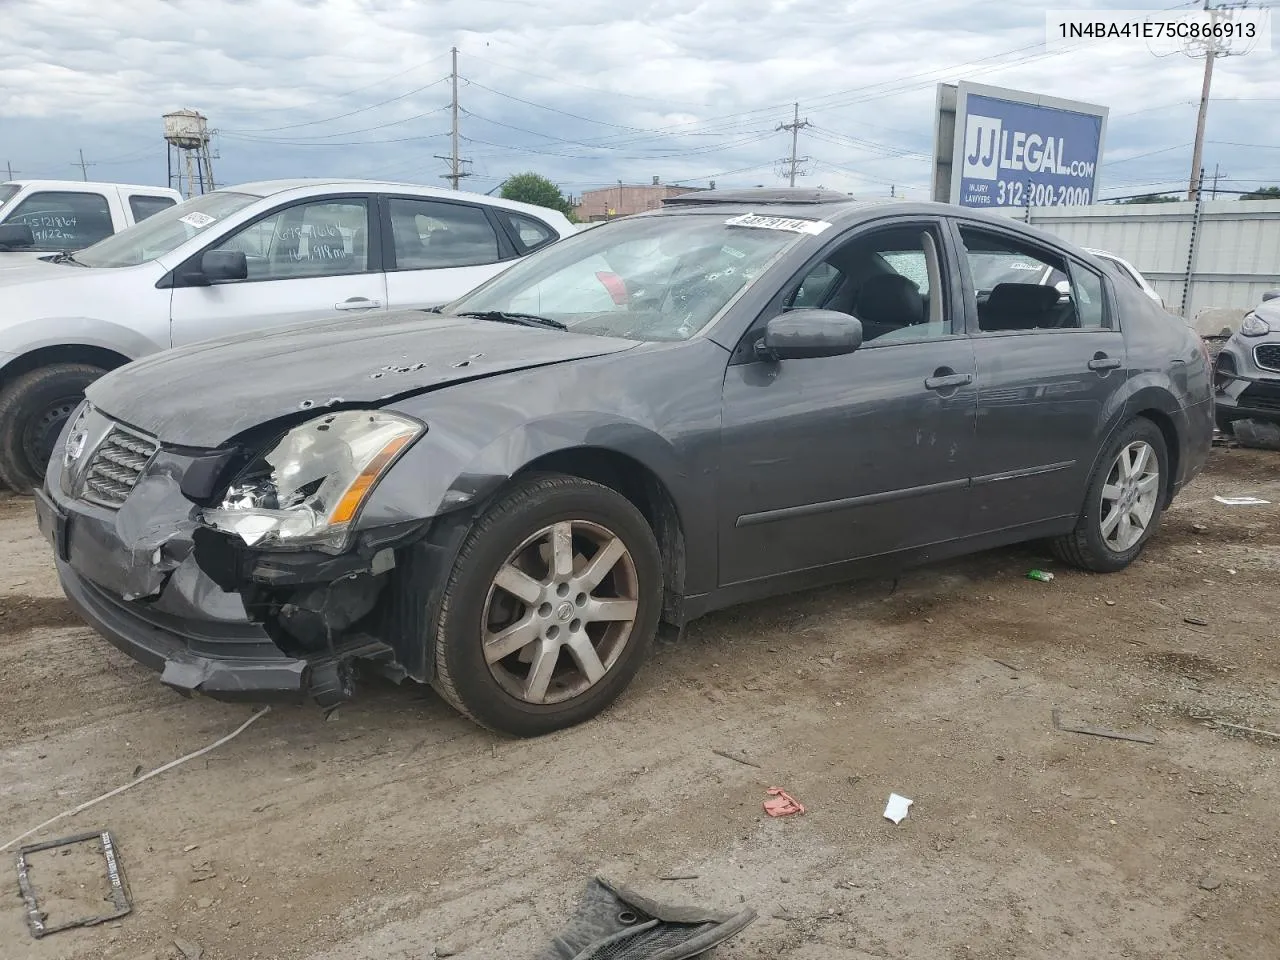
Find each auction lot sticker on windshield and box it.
[178,211,217,228]
[724,213,832,235]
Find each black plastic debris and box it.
[16,829,132,937]
[535,876,755,960]
[1232,419,1280,452]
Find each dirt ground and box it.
[1,447,1277,960]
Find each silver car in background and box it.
[1214,290,1280,432]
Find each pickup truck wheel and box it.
[0,363,105,494]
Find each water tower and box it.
[163,109,217,198]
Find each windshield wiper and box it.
[454,310,568,331]
[48,251,86,266]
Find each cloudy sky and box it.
[1,0,1276,202]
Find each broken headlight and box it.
[203,410,422,552]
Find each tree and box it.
[1240,185,1280,201]
[1116,193,1180,204]
[500,173,576,219]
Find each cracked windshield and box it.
[451,215,801,340]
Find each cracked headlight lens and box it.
[203,410,422,552]
[1240,313,1271,337]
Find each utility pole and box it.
[1184,2,1253,201]
[436,47,471,190]
[1211,162,1225,198]
[4,161,16,181]
[777,103,812,188]
[73,149,95,181]
[449,46,460,189]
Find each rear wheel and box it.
[0,363,105,493]
[1051,418,1169,573]
[431,474,663,737]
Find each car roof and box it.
[3,179,176,193]
[222,179,572,221]
[647,188,1072,235]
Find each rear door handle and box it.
[924,372,974,391]
[1088,356,1122,371]
[334,297,382,311]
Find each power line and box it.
[221,105,451,143]
[223,76,449,133]
[459,51,710,107]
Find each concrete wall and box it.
[1026,198,1280,317]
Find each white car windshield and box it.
[447,214,805,342]
[74,191,259,268]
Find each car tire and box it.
[1051,418,1169,573]
[430,473,663,737]
[0,363,105,494]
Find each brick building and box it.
[574,177,710,222]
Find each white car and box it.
[1085,247,1164,308]
[0,179,575,491]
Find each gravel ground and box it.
[0,446,1277,960]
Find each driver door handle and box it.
[1088,355,1122,371]
[924,371,974,391]
[334,297,382,311]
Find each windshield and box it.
[0,184,18,209]
[448,214,805,341]
[74,190,260,268]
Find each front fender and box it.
[361,410,691,525]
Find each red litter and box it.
[763,787,806,817]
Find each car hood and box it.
[0,251,55,269]
[87,310,640,447]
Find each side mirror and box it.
[757,309,863,361]
[201,249,248,282]
[0,222,35,250]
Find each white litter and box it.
[1,707,270,854]
[1213,495,1270,506]
[883,793,913,825]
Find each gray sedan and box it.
[34,189,1214,736]
[1214,290,1280,431]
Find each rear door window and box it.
[5,190,114,250]
[387,198,501,269]
[128,194,177,223]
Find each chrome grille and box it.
[80,425,159,508]
[1254,343,1280,373]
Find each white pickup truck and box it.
[0,180,182,261]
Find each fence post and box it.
[1180,168,1206,317]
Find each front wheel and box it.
[1051,418,1169,573]
[430,474,663,737]
[0,363,106,494]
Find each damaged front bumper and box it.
[34,434,440,707]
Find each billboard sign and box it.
[932,82,1108,210]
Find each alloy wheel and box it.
[481,519,640,705]
[1099,440,1160,552]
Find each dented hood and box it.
[86,310,638,448]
